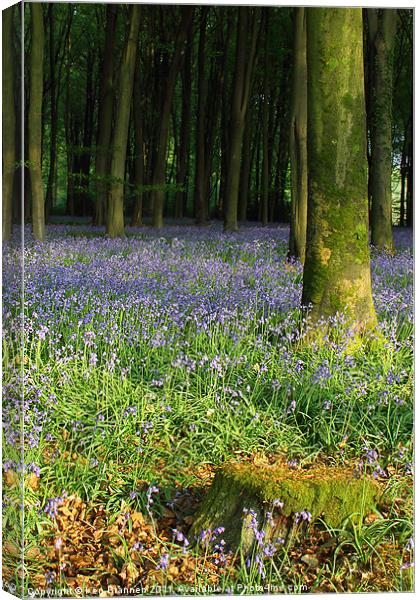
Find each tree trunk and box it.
[175,41,192,220]
[194,10,208,225]
[29,3,45,241]
[151,7,195,228]
[368,9,397,251]
[106,5,141,237]
[191,462,380,554]
[95,4,117,226]
[131,60,145,227]
[302,8,377,330]
[224,8,260,231]
[406,118,413,227]
[261,11,269,226]
[2,7,16,241]
[288,8,308,262]
[399,135,407,227]
[78,51,96,217]
[238,108,252,222]
[45,5,57,220]
[217,12,234,220]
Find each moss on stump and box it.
[191,461,381,553]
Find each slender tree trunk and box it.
[288,8,308,261]
[29,3,45,241]
[45,5,57,220]
[106,5,141,237]
[217,12,233,219]
[131,61,145,227]
[203,54,225,219]
[368,9,397,251]
[238,108,252,222]
[79,51,96,217]
[194,9,208,225]
[152,7,195,228]
[255,111,262,219]
[94,4,117,226]
[261,11,269,226]
[175,42,192,220]
[224,7,260,231]
[399,137,407,227]
[2,7,16,241]
[406,117,413,227]
[302,8,376,329]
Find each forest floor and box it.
[2,223,414,595]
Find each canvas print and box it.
[2,1,414,596]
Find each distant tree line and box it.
[2,4,413,250]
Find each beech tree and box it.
[106,5,141,237]
[302,8,377,328]
[288,7,307,262]
[21,5,412,236]
[28,3,45,241]
[194,8,209,225]
[151,7,194,229]
[367,9,397,251]
[94,4,117,226]
[224,7,260,232]
[2,6,16,241]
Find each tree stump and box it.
[190,461,381,554]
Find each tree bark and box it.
[238,108,252,222]
[261,12,269,226]
[151,7,195,228]
[2,7,16,241]
[288,8,308,261]
[302,8,377,329]
[94,4,117,226]
[368,9,397,251]
[224,8,260,232]
[194,9,209,225]
[175,41,192,220]
[130,60,145,227]
[217,12,234,220]
[399,133,407,227]
[29,3,45,241]
[106,5,141,237]
[406,115,413,227]
[77,51,96,217]
[45,5,57,220]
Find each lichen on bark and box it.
[302,8,377,331]
[191,461,381,553]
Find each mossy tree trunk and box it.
[367,9,397,252]
[302,8,377,329]
[106,5,141,238]
[29,3,45,241]
[288,7,308,262]
[2,6,16,241]
[223,8,260,232]
[191,462,380,554]
[94,4,117,226]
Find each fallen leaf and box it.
[301,554,320,569]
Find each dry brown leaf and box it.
[4,540,20,556]
[4,470,19,487]
[26,547,43,560]
[120,561,140,584]
[27,473,40,490]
